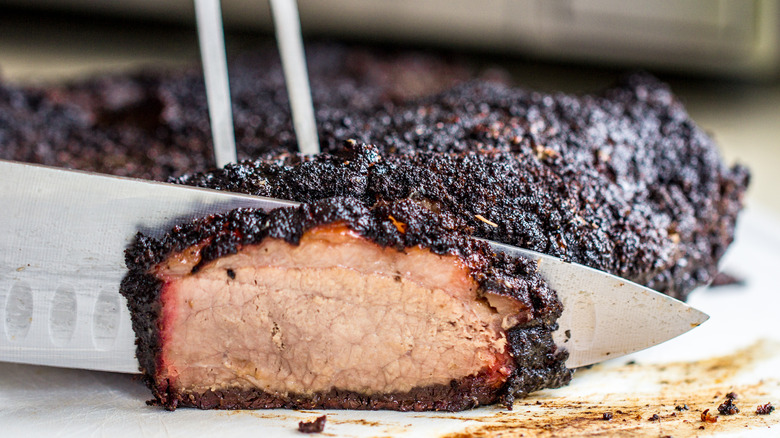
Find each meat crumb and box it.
[756,403,775,415]
[701,409,718,423]
[718,396,739,415]
[298,415,327,433]
[601,412,613,421]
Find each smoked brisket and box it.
[0,45,749,409]
[121,197,570,410]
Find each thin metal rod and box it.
[269,0,320,155]
[194,0,238,167]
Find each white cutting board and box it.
[1,208,779,437]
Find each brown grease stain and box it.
[329,418,384,427]
[326,416,413,436]
[439,339,780,438]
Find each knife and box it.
[0,159,708,373]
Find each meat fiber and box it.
[121,198,570,410]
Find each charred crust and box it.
[119,267,164,400]
[502,323,571,404]
[173,74,750,300]
[3,52,747,300]
[153,372,508,412]
[121,197,572,410]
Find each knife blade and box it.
[0,160,708,373]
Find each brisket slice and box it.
[121,197,570,411]
[174,75,748,300]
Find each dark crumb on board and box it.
[648,413,660,421]
[675,404,689,411]
[602,412,613,421]
[298,415,327,433]
[701,409,718,423]
[718,392,739,415]
[709,272,745,288]
[757,403,775,415]
[718,400,739,415]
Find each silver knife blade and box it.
[0,160,707,372]
[0,160,296,372]
[486,241,708,368]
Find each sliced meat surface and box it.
[121,198,570,411]
[159,226,515,396]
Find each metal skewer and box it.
[194,0,238,167]
[269,0,320,155]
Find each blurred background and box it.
[1,0,778,216]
